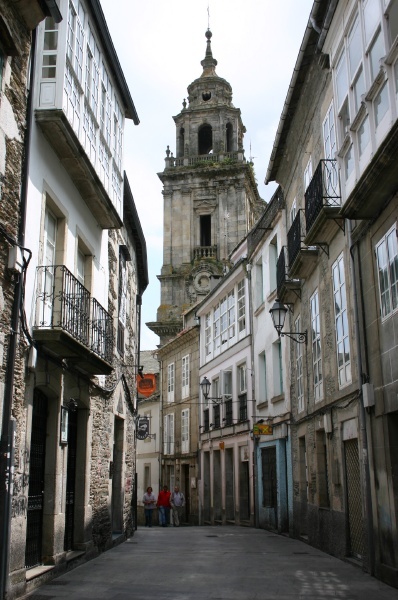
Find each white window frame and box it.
[295,316,304,413]
[304,156,313,191]
[163,413,174,455]
[181,408,189,453]
[376,223,398,320]
[272,339,283,397]
[332,254,352,387]
[258,351,267,403]
[167,363,175,403]
[310,290,323,401]
[181,354,190,399]
[237,280,246,333]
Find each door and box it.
[64,408,78,550]
[112,417,124,533]
[344,439,365,559]
[261,446,277,529]
[183,464,190,524]
[25,389,48,568]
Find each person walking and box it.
[170,486,185,527]
[157,485,171,527]
[143,486,156,527]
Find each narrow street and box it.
[24,526,396,600]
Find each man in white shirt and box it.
[170,486,185,527]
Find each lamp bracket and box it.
[280,330,308,345]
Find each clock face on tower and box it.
[193,269,211,293]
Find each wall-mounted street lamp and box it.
[269,299,307,344]
[200,376,222,404]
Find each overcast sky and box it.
[100,0,314,350]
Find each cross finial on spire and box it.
[207,4,210,30]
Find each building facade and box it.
[265,0,398,587]
[0,2,148,598]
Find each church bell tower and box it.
[147,30,264,345]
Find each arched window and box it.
[198,124,213,155]
[226,123,233,152]
[178,127,185,158]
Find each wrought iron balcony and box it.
[277,246,301,302]
[305,159,343,245]
[193,246,218,260]
[287,210,318,279]
[33,265,113,374]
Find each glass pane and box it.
[388,0,398,43]
[44,31,58,50]
[345,145,354,180]
[358,116,370,155]
[353,68,365,113]
[336,51,348,108]
[369,30,384,81]
[395,60,398,94]
[363,0,380,44]
[348,16,362,77]
[374,82,389,126]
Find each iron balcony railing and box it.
[170,151,240,167]
[277,246,289,293]
[287,209,306,267]
[193,245,217,260]
[239,393,247,422]
[35,265,113,363]
[305,159,341,233]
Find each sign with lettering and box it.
[137,373,156,397]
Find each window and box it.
[376,224,398,319]
[0,50,4,92]
[222,371,232,399]
[117,250,127,355]
[238,365,247,421]
[76,248,85,285]
[163,413,174,455]
[198,124,212,154]
[374,81,389,127]
[205,312,211,356]
[144,464,151,490]
[316,431,330,508]
[258,351,267,403]
[310,290,323,401]
[67,0,85,83]
[237,280,246,333]
[42,17,58,79]
[323,102,337,160]
[304,156,313,190]
[224,397,233,426]
[167,363,175,402]
[295,316,304,412]
[269,237,278,293]
[255,259,264,308]
[213,404,221,428]
[203,408,209,432]
[200,215,211,247]
[181,355,190,399]
[332,255,352,387]
[272,339,283,397]
[181,409,189,453]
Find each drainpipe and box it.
[348,219,374,574]
[246,261,258,528]
[0,27,37,600]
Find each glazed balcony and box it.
[304,159,343,246]
[341,119,398,219]
[276,246,301,303]
[33,265,114,375]
[35,109,122,229]
[287,210,318,279]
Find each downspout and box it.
[246,261,258,528]
[0,28,37,600]
[348,219,374,574]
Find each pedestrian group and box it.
[143,485,185,527]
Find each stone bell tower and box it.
[147,30,264,345]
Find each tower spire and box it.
[201,29,218,77]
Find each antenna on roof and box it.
[249,141,257,163]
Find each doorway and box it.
[64,407,78,550]
[112,417,124,533]
[25,389,48,568]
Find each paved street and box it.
[24,526,397,600]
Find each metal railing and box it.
[276,246,289,293]
[35,265,113,364]
[287,210,306,267]
[193,245,217,260]
[248,186,285,256]
[305,159,341,232]
[168,151,240,168]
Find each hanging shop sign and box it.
[253,423,273,436]
[136,373,156,397]
[136,416,150,440]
